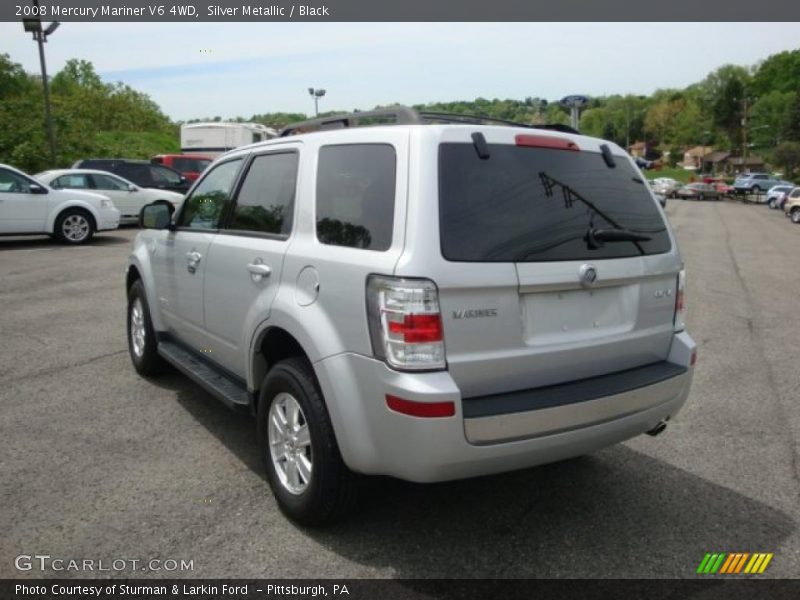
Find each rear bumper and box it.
[315,332,696,483]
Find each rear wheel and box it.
[55,208,94,244]
[258,357,358,526]
[791,208,800,224]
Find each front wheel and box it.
[55,208,94,244]
[258,358,358,526]
[791,208,800,224]
[127,279,166,376]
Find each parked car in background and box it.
[767,185,795,209]
[180,122,277,157]
[704,177,735,197]
[73,159,191,194]
[676,182,720,200]
[35,169,184,225]
[151,154,212,182]
[0,163,119,244]
[733,173,786,194]
[782,188,800,223]
[652,177,680,198]
[654,192,667,208]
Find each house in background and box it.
[701,151,731,175]
[725,156,766,174]
[629,141,647,158]
[682,146,714,169]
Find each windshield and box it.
[439,143,671,262]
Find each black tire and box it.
[791,208,800,224]
[698,193,705,201]
[127,279,166,376]
[752,186,761,193]
[258,357,359,526]
[54,208,94,244]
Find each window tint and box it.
[54,174,91,189]
[439,143,671,262]
[118,164,149,185]
[150,165,182,185]
[230,152,297,235]
[91,173,128,190]
[178,159,242,229]
[0,169,32,193]
[316,144,396,251]
[172,157,211,173]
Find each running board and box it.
[157,340,250,412]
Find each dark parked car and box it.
[72,159,190,193]
[676,183,720,200]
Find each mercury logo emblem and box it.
[579,264,598,286]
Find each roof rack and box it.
[278,105,579,137]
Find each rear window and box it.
[439,143,671,262]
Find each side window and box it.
[151,165,182,185]
[791,189,800,198]
[0,169,33,193]
[54,174,91,189]
[178,159,242,230]
[90,174,128,190]
[230,152,298,236]
[119,165,148,185]
[315,144,396,251]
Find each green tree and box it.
[752,50,800,96]
[772,141,800,177]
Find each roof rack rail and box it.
[278,105,579,136]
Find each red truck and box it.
[151,154,212,182]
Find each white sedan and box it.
[35,169,184,225]
[0,163,119,244]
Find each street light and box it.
[308,87,326,116]
[22,0,59,165]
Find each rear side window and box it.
[230,152,298,236]
[54,174,91,189]
[178,159,242,229]
[439,143,671,262]
[90,173,128,191]
[316,144,396,251]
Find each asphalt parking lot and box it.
[1,199,799,579]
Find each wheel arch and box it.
[46,201,100,234]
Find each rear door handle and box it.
[247,262,272,282]
[186,251,202,274]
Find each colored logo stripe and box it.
[698,552,773,574]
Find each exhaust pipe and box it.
[646,420,668,437]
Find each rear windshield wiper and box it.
[586,227,651,249]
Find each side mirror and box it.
[128,184,138,192]
[29,183,48,194]
[139,202,174,230]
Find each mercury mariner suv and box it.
[126,107,696,524]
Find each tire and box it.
[698,193,705,201]
[258,357,359,526]
[752,186,761,194]
[127,279,166,376]
[792,208,800,224]
[768,199,776,209]
[54,208,94,244]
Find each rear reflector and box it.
[386,395,455,418]
[515,134,579,151]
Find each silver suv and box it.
[126,107,696,524]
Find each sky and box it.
[1,22,798,120]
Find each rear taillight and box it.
[674,268,687,332]
[366,275,446,371]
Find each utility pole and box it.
[22,0,60,166]
[742,98,748,165]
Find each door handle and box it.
[186,251,202,274]
[247,262,272,282]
